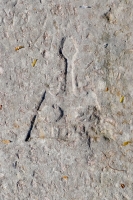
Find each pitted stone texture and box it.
[1,0,133,199]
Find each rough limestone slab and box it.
[0,0,133,199]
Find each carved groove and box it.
[25,91,46,141]
[59,37,68,92]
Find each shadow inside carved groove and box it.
[25,91,46,142]
[56,106,64,122]
[59,37,68,92]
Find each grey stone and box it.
[0,0,133,199]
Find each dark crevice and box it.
[25,91,46,142]
[59,37,68,92]
[87,136,91,148]
[36,91,46,111]
[56,107,64,122]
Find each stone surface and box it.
[1,0,133,199]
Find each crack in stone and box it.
[25,91,46,142]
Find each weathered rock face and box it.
[1,0,133,199]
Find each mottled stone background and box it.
[0,0,133,199]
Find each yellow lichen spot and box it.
[39,133,45,139]
[2,140,11,144]
[13,122,19,128]
[32,59,38,67]
[122,141,132,146]
[120,96,124,103]
[15,46,24,51]
[62,176,68,180]
[105,87,109,91]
